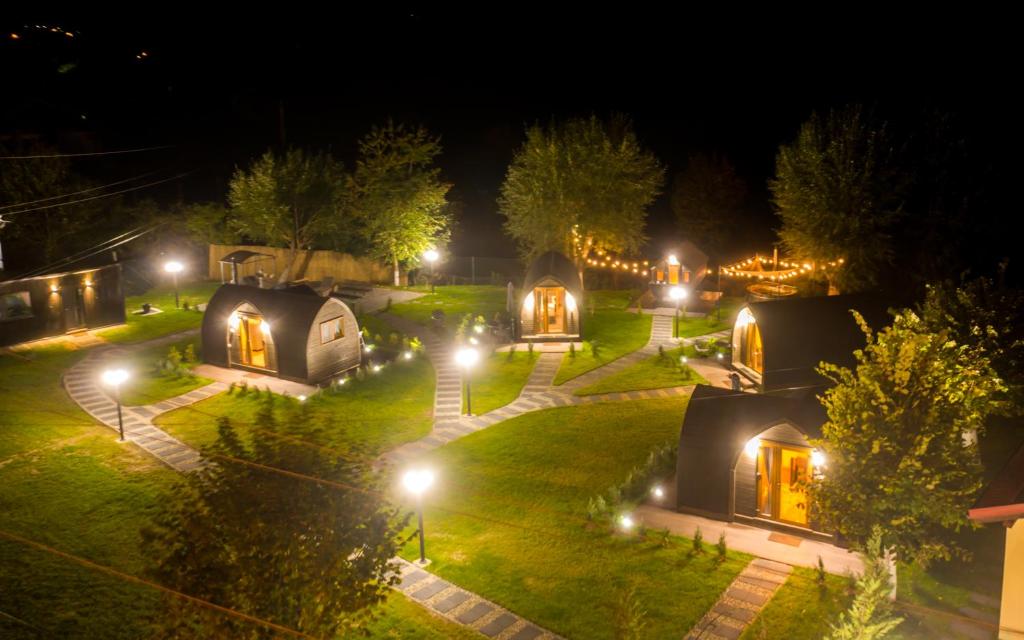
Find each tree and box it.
[228,149,347,282]
[810,308,1003,566]
[826,529,902,640]
[141,399,408,639]
[920,272,1024,415]
[350,121,451,286]
[670,153,746,256]
[183,202,239,246]
[770,105,905,293]
[499,114,663,271]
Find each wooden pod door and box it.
[533,287,566,334]
[755,442,812,527]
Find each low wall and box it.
[208,245,395,284]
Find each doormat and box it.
[768,532,802,547]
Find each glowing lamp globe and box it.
[101,369,129,388]
[423,249,440,263]
[164,260,183,274]
[455,347,479,369]
[403,469,435,496]
[669,286,687,302]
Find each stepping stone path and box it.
[62,333,225,473]
[557,315,677,391]
[685,558,793,640]
[392,558,562,639]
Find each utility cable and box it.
[0,145,175,160]
[0,171,159,211]
[1,172,193,217]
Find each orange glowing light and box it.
[10,33,20,39]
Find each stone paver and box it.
[685,559,793,640]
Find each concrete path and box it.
[635,505,864,575]
[685,558,793,640]
[521,352,562,394]
[192,363,317,397]
[392,559,563,639]
[63,345,225,473]
[556,314,676,390]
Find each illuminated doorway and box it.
[755,442,812,526]
[229,307,274,372]
[534,287,565,334]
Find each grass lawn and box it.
[156,355,436,456]
[367,594,483,639]
[96,280,221,344]
[740,568,852,639]
[118,335,212,406]
[574,345,707,396]
[675,296,743,338]
[399,396,750,639]
[465,350,537,414]
[389,285,508,331]
[553,290,652,385]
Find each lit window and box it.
[0,291,33,322]
[320,317,344,344]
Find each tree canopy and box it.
[141,398,407,639]
[228,148,348,281]
[670,153,746,257]
[810,309,1003,566]
[349,121,451,285]
[499,114,663,268]
[770,105,905,293]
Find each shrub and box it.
[817,556,827,585]
[388,332,399,346]
[228,381,237,395]
[507,344,518,362]
[237,380,249,397]
[183,343,197,364]
[166,346,183,371]
[586,495,609,521]
[527,339,534,355]
[612,584,647,640]
[658,344,665,359]
[373,333,383,345]
[716,532,727,562]
[409,337,423,353]
[591,339,601,358]
[384,297,392,312]
[569,341,576,358]
[182,299,191,311]
[659,528,672,548]
[691,527,704,555]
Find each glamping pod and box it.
[676,385,831,537]
[731,294,890,393]
[518,251,583,341]
[201,284,360,384]
[0,264,125,347]
[648,240,708,305]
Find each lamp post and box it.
[455,346,479,416]
[164,260,183,308]
[403,469,435,565]
[423,249,439,294]
[669,286,687,339]
[101,368,130,441]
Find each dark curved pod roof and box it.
[201,284,346,381]
[676,385,827,519]
[746,294,891,391]
[522,251,583,299]
[218,250,273,264]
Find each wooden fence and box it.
[207,245,395,284]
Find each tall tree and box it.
[350,121,451,286]
[670,153,746,256]
[810,309,1003,566]
[770,105,905,293]
[499,114,663,271]
[228,149,347,282]
[141,398,407,639]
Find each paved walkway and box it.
[392,559,562,639]
[192,363,317,397]
[63,344,225,473]
[685,558,793,640]
[556,315,676,390]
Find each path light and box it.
[811,450,827,467]
[473,324,484,334]
[716,352,724,361]
[364,343,374,353]
[455,347,479,416]
[298,395,306,403]
[403,350,413,360]
[372,364,382,373]
[403,469,435,564]
[651,485,665,500]
[619,514,635,532]
[680,355,688,365]
[164,260,184,308]
[669,286,687,339]
[101,368,130,442]
[423,249,439,293]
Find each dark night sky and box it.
[3,8,1018,261]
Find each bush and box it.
[388,332,399,346]
[817,556,827,585]
[569,341,576,358]
[183,343,197,364]
[182,299,191,311]
[527,339,534,355]
[612,584,647,640]
[658,528,672,548]
[166,346,183,371]
[691,527,704,555]
[507,343,518,362]
[409,337,423,353]
[591,339,601,358]
[716,532,727,562]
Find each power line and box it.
[0,528,319,639]
[1,171,194,217]
[0,171,159,211]
[0,145,175,160]
[18,223,164,278]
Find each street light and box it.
[423,249,439,294]
[164,260,184,308]
[455,346,479,416]
[403,469,435,565]
[669,286,687,339]
[101,368,130,441]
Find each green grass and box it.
[465,350,537,414]
[117,335,212,406]
[553,311,651,385]
[740,568,853,640]
[574,345,707,396]
[156,355,436,456]
[0,344,180,638]
[674,296,743,338]
[389,285,508,330]
[367,595,483,639]
[399,396,750,639]
[96,280,221,344]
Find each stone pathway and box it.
[521,352,562,394]
[63,346,225,473]
[685,558,792,640]
[556,315,676,391]
[392,559,562,639]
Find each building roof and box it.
[970,441,1024,523]
[676,385,827,518]
[522,251,583,300]
[746,294,891,391]
[0,263,118,285]
[218,250,274,265]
